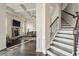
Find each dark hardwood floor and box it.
[0,37,43,56]
[6,37,33,48]
[8,40,36,56]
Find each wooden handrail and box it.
[63,10,77,18]
[50,16,59,27]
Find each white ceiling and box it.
[6,3,36,18]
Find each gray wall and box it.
[62,3,78,27]
[0,4,6,50]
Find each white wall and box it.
[51,4,61,30]
[36,3,50,54]
[47,4,61,42]
[61,3,68,10]
[36,3,61,54]
[62,3,78,27]
[36,3,43,52]
[0,4,6,50]
[45,4,51,50]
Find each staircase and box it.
[47,23,74,56]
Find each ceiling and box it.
[6,3,36,18]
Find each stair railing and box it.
[63,10,77,18]
[62,10,79,56]
[73,12,79,56]
[50,16,59,40]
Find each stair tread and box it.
[61,28,74,31]
[47,50,57,56]
[54,37,73,45]
[58,30,73,34]
[56,34,74,39]
[52,41,73,50]
[61,26,74,28]
[48,48,64,56]
[61,24,71,26]
[50,46,72,56]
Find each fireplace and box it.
[14,29,19,36]
[12,28,20,37]
[6,20,21,48]
[12,19,21,37]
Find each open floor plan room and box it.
[0,3,79,56]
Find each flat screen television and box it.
[12,20,20,27]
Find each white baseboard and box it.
[36,49,42,53]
